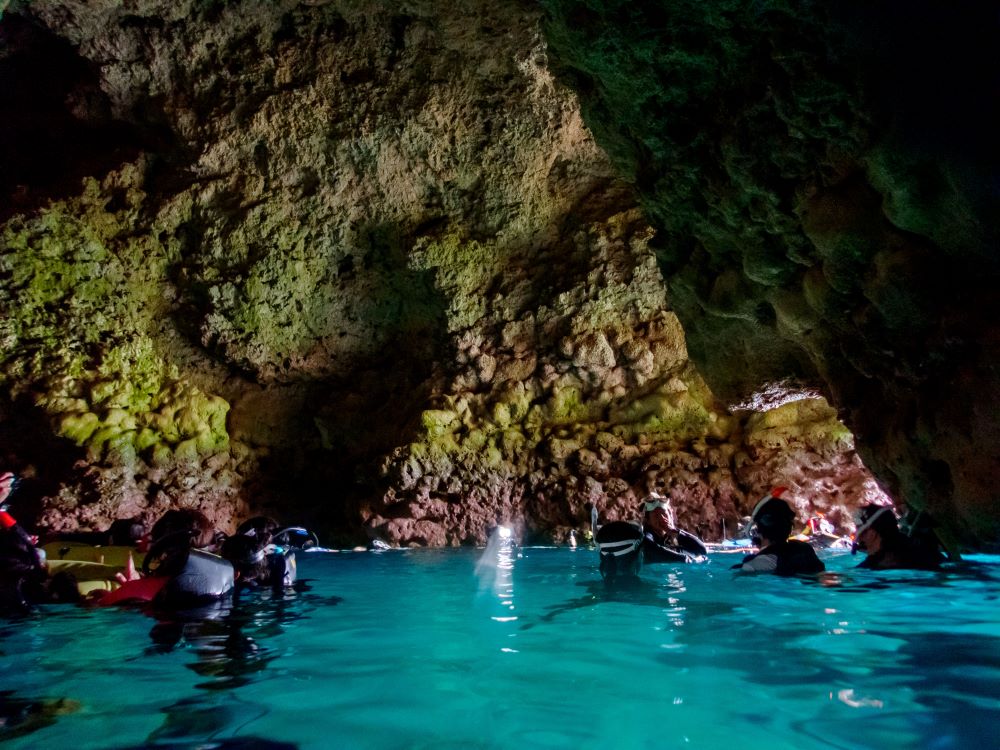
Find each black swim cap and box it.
[750,496,795,541]
[854,505,897,536]
[751,496,795,524]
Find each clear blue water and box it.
[2,548,999,749]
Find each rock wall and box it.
[541,0,999,545]
[367,208,882,545]
[0,0,928,545]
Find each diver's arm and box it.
[677,529,708,557]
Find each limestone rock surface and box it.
[1,0,986,547]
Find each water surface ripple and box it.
[1,549,998,749]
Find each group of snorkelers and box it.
[1,471,311,616]
[3,467,950,612]
[596,485,945,582]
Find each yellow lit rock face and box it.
[2,0,988,547]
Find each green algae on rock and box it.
[0,0,908,548]
[0,166,247,532]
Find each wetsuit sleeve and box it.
[677,529,708,557]
[643,536,689,564]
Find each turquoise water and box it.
[2,548,999,749]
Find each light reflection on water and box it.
[475,526,520,626]
[1,550,999,749]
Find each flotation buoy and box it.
[45,559,122,596]
[41,541,137,569]
[40,542,139,597]
[97,575,170,606]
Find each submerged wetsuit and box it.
[737,539,825,576]
[857,538,942,571]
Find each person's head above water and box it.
[221,533,269,582]
[749,488,796,546]
[150,509,216,550]
[234,516,279,545]
[106,517,146,547]
[221,515,299,588]
[851,504,944,571]
[852,504,898,554]
[642,492,677,536]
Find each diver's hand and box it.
[115,551,142,583]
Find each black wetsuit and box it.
[858,538,943,571]
[642,534,690,563]
[596,521,643,580]
[0,521,47,614]
[737,539,825,576]
[642,529,708,564]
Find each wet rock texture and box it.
[367,211,883,545]
[0,0,989,545]
[542,0,999,545]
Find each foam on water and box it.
[2,549,999,749]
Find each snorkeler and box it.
[1,472,81,614]
[595,520,644,583]
[99,508,233,607]
[852,504,943,571]
[220,516,297,591]
[148,508,223,553]
[640,492,708,563]
[735,488,825,576]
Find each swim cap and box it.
[854,505,896,537]
[750,492,795,523]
